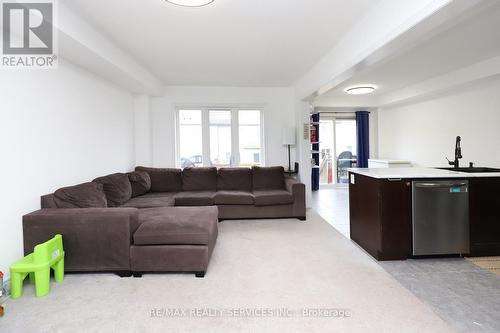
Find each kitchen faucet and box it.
[446,136,462,169]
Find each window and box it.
[178,110,203,168]
[209,110,232,167]
[238,110,261,167]
[177,108,263,168]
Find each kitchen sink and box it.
[436,167,500,173]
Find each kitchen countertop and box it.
[348,167,500,179]
[368,159,412,164]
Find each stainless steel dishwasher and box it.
[412,180,469,256]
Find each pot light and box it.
[345,86,376,95]
[166,0,214,7]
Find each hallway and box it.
[311,187,350,237]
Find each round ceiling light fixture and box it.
[166,0,214,7]
[345,85,377,95]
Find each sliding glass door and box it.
[319,115,357,185]
[335,119,357,184]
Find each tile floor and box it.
[311,187,350,237]
[312,187,500,333]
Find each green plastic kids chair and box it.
[10,234,65,299]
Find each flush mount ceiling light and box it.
[166,0,214,7]
[345,86,377,95]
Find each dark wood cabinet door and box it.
[469,177,500,256]
[349,174,412,260]
[379,179,412,260]
[349,173,382,259]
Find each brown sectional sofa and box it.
[23,166,306,278]
[128,166,306,219]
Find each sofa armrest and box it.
[285,177,306,219]
[23,208,139,272]
[285,177,304,194]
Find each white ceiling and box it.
[316,2,500,105]
[66,0,379,86]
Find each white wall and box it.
[149,86,296,168]
[294,99,313,207]
[369,110,379,159]
[0,60,135,280]
[133,95,153,166]
[378,77,500,167]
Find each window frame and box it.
[175,106,265,168]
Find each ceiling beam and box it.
[377,56,500,108]
[56,3,164,96]
[293,0,491,101]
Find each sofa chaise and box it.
[22,166,306,278]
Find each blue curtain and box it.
[356,111,370,168]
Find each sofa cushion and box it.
[253,190,294,206]
[252,166,285,190]
[93,173,132,207]
[174,191,215,206]
[53,182,107,208]
[121,192,176,208]
[217,168,252,191]
[135,206,218,245]
[214,191,254,205]
[127,171,151,197]
[137,192,176,199]
[135,166,182,192]
[182,167,217,191]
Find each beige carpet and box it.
[466,256,500,276]
[1,211,453,333]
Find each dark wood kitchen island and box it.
[348,167,500,260]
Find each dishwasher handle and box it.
[414,182,468,188]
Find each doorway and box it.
[318,114,357,187]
